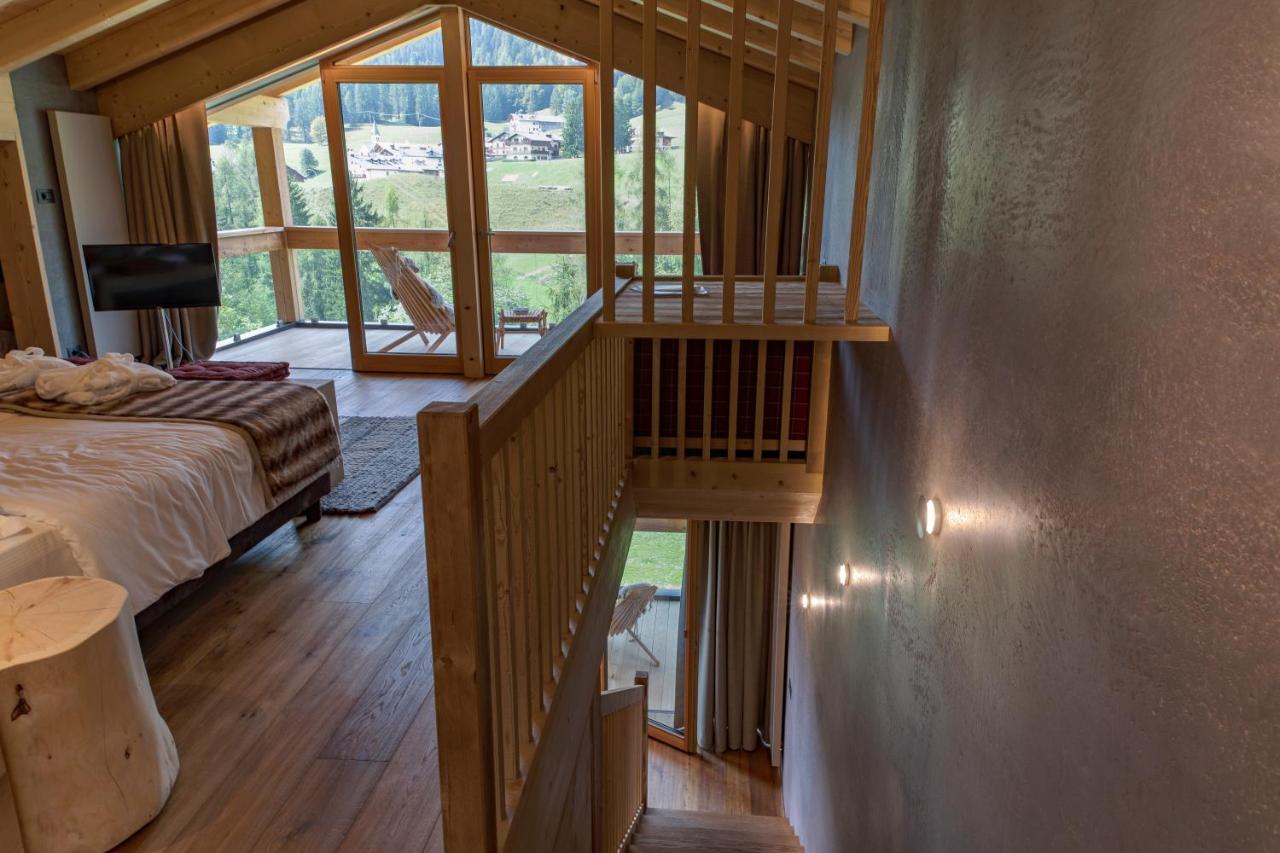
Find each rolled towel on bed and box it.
[35,353,176,405]
[0,348,73,394]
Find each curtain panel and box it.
[695,105,810,277]
[118,104,220,363]
[695,520,779,753]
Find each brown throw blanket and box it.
[0,380,339,501]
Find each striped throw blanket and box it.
[0,380,339,501]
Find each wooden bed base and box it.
[134,472,332,629]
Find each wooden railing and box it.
[598,673,649,852]
[597,0,889,329]
[420,283,636,851]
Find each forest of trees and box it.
[210,19,686,343]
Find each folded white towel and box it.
[0,347,74,394]
[35,352,176,405]
[0,516,28,540]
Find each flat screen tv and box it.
[84,243,220,312]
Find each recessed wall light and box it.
[837,564,850,587]
[800,592,811,609]
[917,496,943,538]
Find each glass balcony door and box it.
[467,67,600,373]
[322,64,470,372]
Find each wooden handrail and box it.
[599,671,649,853]
[420,273,634,851]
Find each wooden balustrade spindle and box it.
[803,0,841,324]
[701,341,714,460]
[601,0,616,322]
[779,339,795,459]
[752,341,768,461]
[727,340,742,459]
[681,0,701,322]
[642,0,658,322]
[650,339,662,458]
[846,0,887,323]
[721,0,749,323]
[760,0,794,324]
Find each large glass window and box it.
[468,18,583,67]
[355,27,444,66]
[209,123,264,230]
[281,79,336,227]
[215,253,276,340]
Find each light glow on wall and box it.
[917,496,943,537]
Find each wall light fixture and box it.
[917,496,943,538]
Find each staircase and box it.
[628,808,804,852]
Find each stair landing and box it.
[629,808,804,852]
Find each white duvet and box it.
[0,412,268,613]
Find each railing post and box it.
[635,670,649,813]
[420,402,499,852]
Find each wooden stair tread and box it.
[629,809,803,852]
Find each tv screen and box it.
[84,243,221,312]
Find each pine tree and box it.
[299,147,320,178]
[561,92,584,158]
[309,116,328,146]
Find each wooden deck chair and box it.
[610,583,661,667]
[369,247,456,353]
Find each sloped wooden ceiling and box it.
[0,0,869,138]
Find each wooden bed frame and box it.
[134,472,332,629]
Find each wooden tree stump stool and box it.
[0,577,179,853]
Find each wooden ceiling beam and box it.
[96,0,439,135]
[98,0,818,142]
[605,0,819,85]
[207,94,288,128]
[63,0,295,91]
[456,0,817,141]
[625,0,824,71]
[706,0,853,54]
[0,0,170,72]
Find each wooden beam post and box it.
[760,0,795,323]
[251,125,302,323]
[440,7,486,378]
[419,402,499,852]
[212,95,290,130]
[641,0,658,322]
[600,0,617,322]
[680,0,700,322]
[844,0,886,322]
[720,0,749,324]
[802,0,840,323]
[0,0,169,74]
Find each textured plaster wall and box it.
[782,0,1280,850]
[11,55,96,354]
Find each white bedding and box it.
[0,412,268,613]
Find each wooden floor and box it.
[608,597,682,730]
[214,325,542,370]
[604,277,891,340]
[0,370,780,852]
[647,741,783,817]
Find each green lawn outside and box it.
[621,531,687,591]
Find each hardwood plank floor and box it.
[648,742,783,817]
[214,325,542,370]
[0,370,780,851]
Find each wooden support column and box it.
[251,125,302,322]
[845,0,886,322]
[600,0,616,322]
[440,7,486,378]
[0,74,59,354]
[760,0,795,323]
[680,0,700,322]
[802,0,841,323]
[720,0,749,323]
[420,403,499,852]
[641,0,658,323]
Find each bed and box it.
[0,382,340,616]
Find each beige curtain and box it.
[695,105,809,277]
[695,520,778,753]
[118,104,220,363]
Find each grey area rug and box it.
[321,416,419,514]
